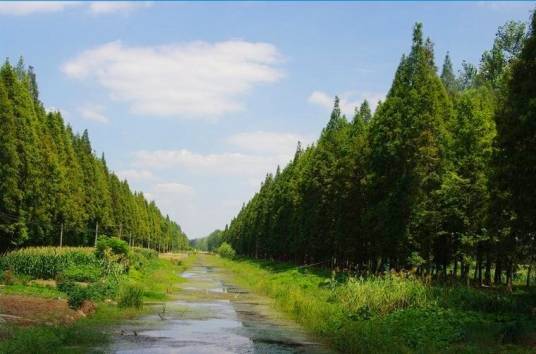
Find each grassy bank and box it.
[207,255,536,354]
[0,244,192,353]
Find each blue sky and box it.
[1,1,534,238]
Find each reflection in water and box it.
[104,261,334,354]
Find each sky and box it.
[1,1,534,239]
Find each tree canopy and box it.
[0,61,188,252]
[221,14,536,288]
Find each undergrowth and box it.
[208,255,536,354]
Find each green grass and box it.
[0,247,98,279]
[127,255,191,301]
[0,303,142,354]
[206,255,536,354]
[0,283,65,299]
[0,251,192,353]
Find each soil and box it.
[0,294,94,326]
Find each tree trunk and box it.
[495,258,502,285]
[527,262,533,288]
[506,261,513,292]
[484,253,491,286]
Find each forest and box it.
[0,60,188,252]
[221,15,536,289]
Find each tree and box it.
[441,52,458,93]
[493,12,536,289]
[368,23,453,272]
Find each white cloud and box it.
[0,2,79,15]
[78,104,109,123]
[89,1,152,14]
[226,131,311,155]
[0,1,152,16]
[145,182,197,234]
[152,183,194,197]
[308,90,384,115]
[134,149,287,177]
[46,106,71,117]
[63,40,283,119]
[116,169,156,182]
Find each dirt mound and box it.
[0,295,83,326]
[79,300,96,316]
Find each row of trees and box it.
[190,229,223,252]
[222,14,536,288]
[0,60,188,252]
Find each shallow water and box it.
[103,260,334,354]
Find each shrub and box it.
[1,269,15,285]
[117,284,144,309]
[0,247,98,279]
[216,242,236,259]
[328,274,430,318]
[57,280,92,309]
[90,278,119,301]
[95,237,129,260]
[67,285,93,309]
[131,247,158,260]
[95,237,130,277]
[62,264,101,282]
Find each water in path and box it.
[105,258,334,353]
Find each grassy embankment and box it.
[0,243,193,353]
[207,255,536,354]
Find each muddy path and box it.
[102,256,334,353]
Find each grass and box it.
[0,249,192,353]
[0,247,98,279]
[0,283,65,299]
[127,254,192,301]
[0,304,141,354]
[206,255,536,354]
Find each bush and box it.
[57,280,92,309]
[67,285,92,309]
[131,247,158,260]
[216,242,236,259]
[117,284,144,309]
[89,277,120,301]
[95,237,130,277]
[0,247,98,279]
[329,274,430,318]
[95,237,129,260]
[1,269,15,285]
[62,264,101,282]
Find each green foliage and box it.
[57,280,92,309]
[216,242,236,259]
[0,247,98,279]
[62,264,101,283]
[130,247,158,260]
[213,255,536,354]
[493,11,536,285]
[329,274,430,318]
[117,283,144,309]
[0,283,64,298]
[0,60,188,253]
[190,229,223,251]
[220,13,536,290]
[95,236,128,260]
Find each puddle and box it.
[101,260,334,353]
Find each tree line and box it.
[221,14,536,289]
[190,229,223,252]
[0,60,188,252]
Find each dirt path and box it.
[102,256,333,353]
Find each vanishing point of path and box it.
[103,256,334,354]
